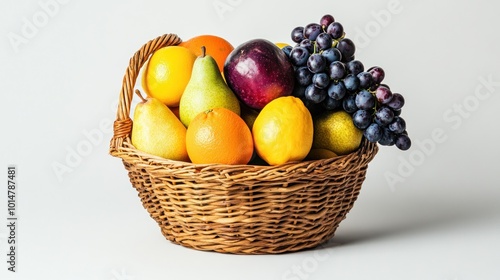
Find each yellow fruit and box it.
[312,111,363,156]
[131,91,189,161]
[275,42,290,49]
[141,46,196,107]
[252,96,313,165]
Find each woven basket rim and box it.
[114,137,376,170]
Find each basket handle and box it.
[110,33,182,155]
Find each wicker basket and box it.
[109,33,379,254]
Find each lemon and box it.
[141,46,196,107]
[252,96,313,165]
[275,42,291,49]
[313,111,363,155]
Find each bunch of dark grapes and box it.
[282,14,411,151]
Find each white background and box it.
[1,0,500,279]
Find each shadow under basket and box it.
[109,33,379,254]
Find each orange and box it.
[180,35,234,72]
[141,46,196,107]
[252,96,313,165]
[186,108,254,165]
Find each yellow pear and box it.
[313,111,363,156]
[131,90,189,161]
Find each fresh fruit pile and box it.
[131,14,411,166]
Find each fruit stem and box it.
[201,46,206,58]
[135,89,147,103]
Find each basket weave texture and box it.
[109,33,379,254]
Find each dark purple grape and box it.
[328,61,346,80]
[291,26,305,43]
[295,66,313,86]
[327,81,346,100]
[388,116,406,134]
[336,38,356,61]
[326,22,344,39]
[352,110,372,130]
[343,55,355,63]
[316,33,333,51]
[282,45,293,57]
[355,90,376,110]
[304,23,322,41]
[346,60,364,75]
[357,71,374,89]
[375,85,393,104]
[312,72,330,89]
[364,123,383,143]
[321,47,342,63]
[343,94,358,113]
[322,96,342,110]
[299,39,314,53]
[289,47,310,66]
[379,128,396,146]
[379,83,390,90]
[307,54,327,73]
[368,66,385,85]
[395,133,411,150]
[375,106,395,125]
[393,109,402,116]
[305,84,327,103]
[343,74,360,92]
[320,14,335,29]
[387,93,405,110]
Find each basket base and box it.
[117,141,377,255]
[158,217,345,254]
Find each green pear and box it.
[131,90,189,161]
[179,46,240,127]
